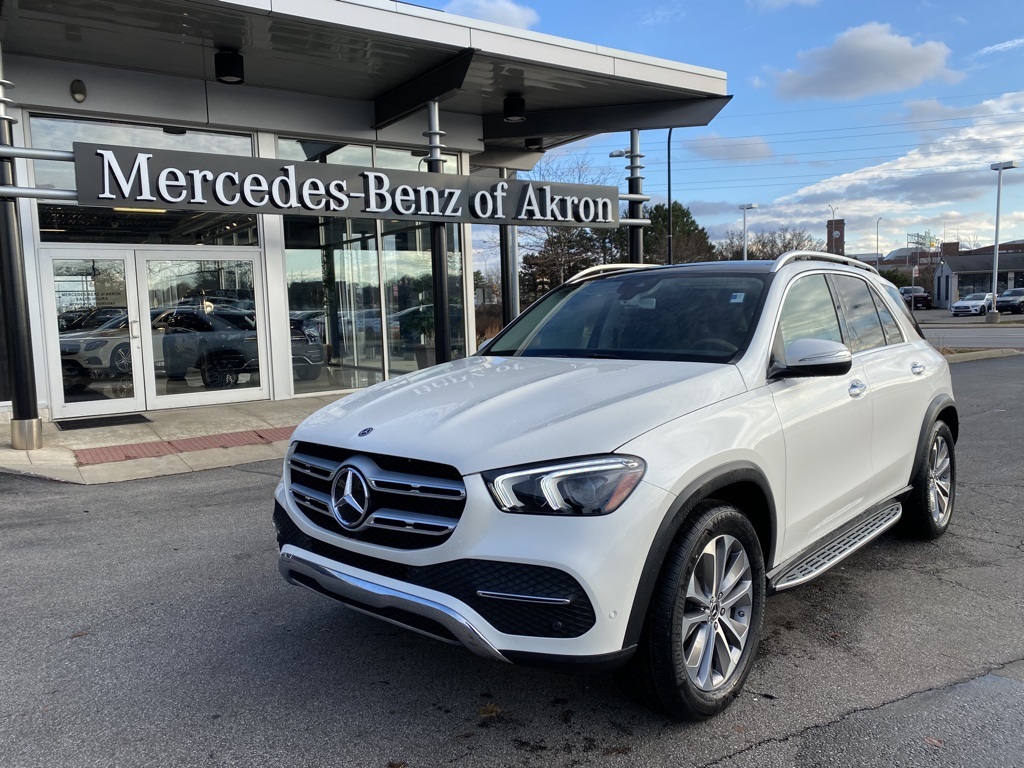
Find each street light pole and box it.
[990,160,1018,322]
[828,205,837,253]
[739,203,757,260]
[667,127,673,264]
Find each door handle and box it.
[130,319,141,339]
[848,380,867,398]
[911,362,926,375]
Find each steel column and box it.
[0,59,42,448]
[498,168,519,326]
[627,129,644,263]
[425,101,451,365]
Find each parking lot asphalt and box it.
[1,355,1022,767]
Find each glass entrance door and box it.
[43,252,146,418]
[141,252,266,408]
[42,248,266,418]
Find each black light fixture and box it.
[503,93,526,123]
[524,137,543,151]
[215,49,244,85]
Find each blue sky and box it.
[418,0,1023,256]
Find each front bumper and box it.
[278,545,509,662]
[273,472,672,663]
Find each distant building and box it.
[933,240,1024,308]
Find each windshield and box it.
[964,293,988,300]
[1002,289,1024,297]
[484,271,767,362]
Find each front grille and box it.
[288,441,466,550]
[275,502,596,638]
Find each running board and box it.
[769,502,902,591]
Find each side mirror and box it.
[773,338,852,378]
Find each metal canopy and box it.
[0,0,730,161]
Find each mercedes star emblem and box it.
[330,466,372,530]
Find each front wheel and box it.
[901,420,956,539]
[618,501,765,720]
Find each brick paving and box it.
[74,426,296,466]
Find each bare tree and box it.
[714,225,824,260]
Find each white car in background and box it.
[950,292,994,316]
[275,252,958,720]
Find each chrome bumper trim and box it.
[278,545,509,663]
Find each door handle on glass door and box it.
[130,319,141,339]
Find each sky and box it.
[415,0,1024,257]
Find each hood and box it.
[295,355,747,475]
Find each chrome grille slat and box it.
[289,452,337,479]
[367,469,466,500]
[367,509,458,535]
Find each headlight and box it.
[83,340,108,351]
[483,456,646,516]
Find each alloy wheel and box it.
[928,434,953,526]
[680,534,754,691]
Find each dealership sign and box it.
[73,143,619,228]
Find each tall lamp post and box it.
[740,203,757,260]
[990,160,1018,322]
[828,204,838,253]
[667,127,674,264]
[875,217,882,269]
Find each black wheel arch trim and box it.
[622,461,777,650]
[910,394,958,481]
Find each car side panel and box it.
[768,360,875,562]
[858,341,948,492]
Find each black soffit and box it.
[481,96,733,142]
[373,48,477,130]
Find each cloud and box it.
[761,92,1024,249]
[749,0,819,9]
[684,133,774,162]
[639,4,685,27]
[974,37,1024,57]
[443,0,539,28]
[775,23,963,100]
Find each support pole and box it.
[0,58,42,449]
[498,167,519,326]
[627,129,644,264]
[424,101,451,365]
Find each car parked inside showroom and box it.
[156,306,325,388]
[996,287,1024,314]
[274,252,957,720]
[950,292,994,316]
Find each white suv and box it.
[274,252,957,720]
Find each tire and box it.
[901,421,955,539]
[109,343,132,374]
[61,361,87,393]
[617,501,765,720]
[980,306,987,316]
[201,359,240,389]
[295,363,323,381]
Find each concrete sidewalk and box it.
[0,395,340,485]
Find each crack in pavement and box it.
[696,656,1024,768]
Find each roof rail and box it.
[567,263,650,282]
[771,250,879,275]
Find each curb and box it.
[943,349,1022,364]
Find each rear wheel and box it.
[901,420,955,539]
[617,501,765,720]
[201,358,240,389]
